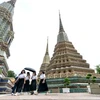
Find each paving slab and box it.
[0,93,100,100]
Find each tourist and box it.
[23,72,30,93]
[11,76,18,95]
[30,71,37,95]
[11,73,21,95]
[14,70,26,96]
[37,71,48,94]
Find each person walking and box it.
[11,75,19,95]
[23,72,30,93]
[37,71,48,94]
[30,71,37,95]
[14,70,26,96]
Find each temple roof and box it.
[59,12,65,32]
[45,37,49,55]
[7,0,16,7]
[57,12,69,43]
[43,37,50,64]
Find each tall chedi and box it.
[46,12,95,78]
[0,0,16,77]
[39,38,50,73]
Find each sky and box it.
[0,0,100,75]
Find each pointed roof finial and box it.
[42,37,50,64]
[57,11,69,43]
[59,10,65,32]
[7,0,17,7]
[45,37,49,55]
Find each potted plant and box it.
[86,74,100,94]
[86,73,92,85]
[86,74,92,93]
[63,78,70,93]
[89,76,100,94]
[91,76,96,84]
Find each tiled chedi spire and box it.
[57,12,69,43]
[7,0,16,7]
[39,38,50,72]
[0,0,16,77]
[46,13,94,78]
[43,37,50,63]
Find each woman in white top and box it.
[30,71,37,95]
[37,71,48,93]
[23,72,30,92]
[15,70,25,95]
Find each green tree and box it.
[64,78,70,88]
[7,70,16,78]
[96,65,100,74]
[86,74,92,85]
[91,76,96,84]
[86,74,97,84]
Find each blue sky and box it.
[0,0,100,75]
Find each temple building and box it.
[45,13,96,79]
[42,13,100,93]
[0,0,16,92]
[39,38,50,73]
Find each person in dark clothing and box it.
[30,71,37,95]
[11,74,21,95]
[14,70,26,96]
[23,72,30,93]
[37,71,48,94]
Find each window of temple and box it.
[53,72,55,74]
[69,70,71,72]
[63,60,65,62]
[63,71,66,73]
[66,59,69,61]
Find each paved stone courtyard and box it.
[0,93,100,100]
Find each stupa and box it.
[39,38,50,73]
[46,12,95,79]
[0,0,16,93]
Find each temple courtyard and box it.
[0,93,100,100]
